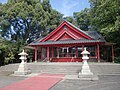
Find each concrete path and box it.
[51,75,120,90]
[0,74,64,90]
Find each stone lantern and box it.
[14,50,31,75]
[80,48,93,75]
[78,48,98,80]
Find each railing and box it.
[52,57,82,62]
[42,57,48,62]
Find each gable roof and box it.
[29,21,106,46]
[40,20,93,42]
[64,20,93,39]
[86,31,106,41]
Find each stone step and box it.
[0,63,120,75]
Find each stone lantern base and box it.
[78,73,99,80]
[14,70,31,75]
[78,59,99,80]
[14,62,31,75]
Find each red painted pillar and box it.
[57,48,60,58]
[112,45,114,63]
[106,47,109,61]
[97,44,100,62]
[35,47,37,62]
[76,46,78,58]
[82,45,84,51]
[82,45,84,59]
[52,47,54,58]
[40,47,42,60]
[47,47,50,62]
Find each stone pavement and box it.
[0,62,120,90]
[50,75,120,90]
[0,75,26,88]
[0,74,64,90]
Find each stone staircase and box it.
[0,62,120,76]
[0,63,82,75]
[29,63,82,75]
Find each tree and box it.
[74,8,91,31]
[0,0,63,43]
[64,16,78,27]
[0,38,23,66]
[0,0,63,65]
[89,0,120,59]
[42,0,63,33]
[90,0,120,34]
[48,9,63,32]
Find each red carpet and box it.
[1,74,64,90]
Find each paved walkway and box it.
[0,63,120,90]
[0,74,64,90]
[51,75,120,90]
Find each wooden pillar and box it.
[82,45,84,58]
[112,45,114,63]
[97,44,100,62]
[52,47,54,58]
[57,47,60,58]
[82,45,84,51]
[67,47,69,57]
[76,46,78,58]
[40,47,42,60]
[35,47,37,62]
[47,47,50,62]
[106,47,109,62]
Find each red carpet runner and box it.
[1,74,64,90]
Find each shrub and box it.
[114,57,120,63]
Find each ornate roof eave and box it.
[104,42,116,46]
[29,39,105,46]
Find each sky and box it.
[50,0,90,17]
[0,0,90,17]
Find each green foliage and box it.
[48,9,63,32]
[0,38,24,66]
[90,0,120,33]
[0,0,63,66]
[114,57,120,63]
[64,16,78,27]
[74,8,91,31]
[73,0,120,61]
[0,0,63,42]
[89,0,120,59]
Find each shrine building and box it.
[28,20,115,62]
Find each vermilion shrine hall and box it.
[29,20,115,62]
